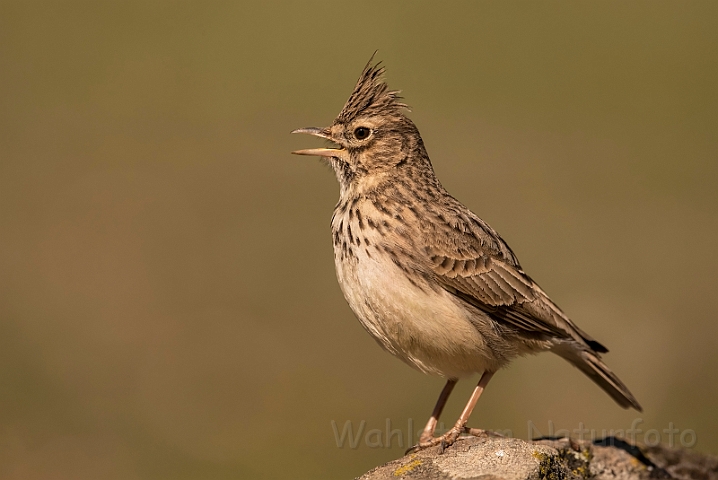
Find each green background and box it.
[1,1,716,478]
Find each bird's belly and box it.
[334,247,501,378]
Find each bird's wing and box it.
[418,204,607,351]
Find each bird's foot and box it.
[406,426,462,455]
[406,427,504,455]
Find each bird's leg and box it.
[437,371,495,452]
[407,371,495,454]
[419,379,457,444]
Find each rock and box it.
[357,436,718,480]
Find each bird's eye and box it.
[354,127,371,140]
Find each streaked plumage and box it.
[292,56,641,451]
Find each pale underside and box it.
[332,197,552,379]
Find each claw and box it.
[405,444,420,455]
[464,427,504,438]
[406,427,505,455]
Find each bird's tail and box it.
[552,343,643,412]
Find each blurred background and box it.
[1,1,717,478]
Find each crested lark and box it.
[292,57,642,453]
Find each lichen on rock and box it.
[358,436,718,480]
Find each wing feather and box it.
[418,204,606,350]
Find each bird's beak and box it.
[291,127,344,158]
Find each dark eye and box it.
[354,127,371,140]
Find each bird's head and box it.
[292,56,428,192]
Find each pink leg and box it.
[408,371,495,454]
[419,379,457,443]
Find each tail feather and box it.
[553,343,643,412]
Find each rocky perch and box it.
[358,436,717,480]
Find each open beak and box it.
[291,127,345,158]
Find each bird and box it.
[291,55,642,453]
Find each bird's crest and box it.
[336,54,408,124]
